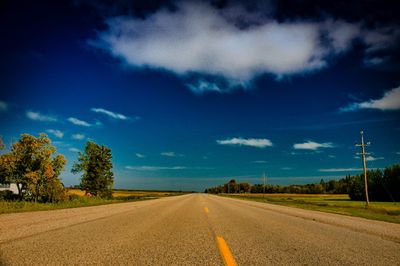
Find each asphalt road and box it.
[1,194,400,265]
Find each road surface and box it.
[1,194,400,265]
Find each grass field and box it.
[67,188,181,199]
[222,193,400,224]
[0,189,185,214]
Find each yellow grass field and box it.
[66,188,181,198]
[230,193,350,198]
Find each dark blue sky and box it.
[1,0,399,191]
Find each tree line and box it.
[204,163,400,202]
[0,133,114,202]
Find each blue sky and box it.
[1,0,399,191]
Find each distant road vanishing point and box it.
[1,194,400,265]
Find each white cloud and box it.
[93,4,324,89]
[161,152,175,157]
[217,137,273,148]
[69,147,80,153]
[0,101,8,111]
[186,80,224,94]
[318,168,363,172]
[67,117,91,127]
[26,111,57,122]
[341,86,400,112]
[362,27,399,53]
[293,141,334,150]
[396,152,400,155]
[281,167,292,170]
[92,2,398,93]
[251,160,267,164]
[328,155,336,158]
[365,156,384,161]
[125,165,187,171]
[160,151,184,157]
[135,153,146,158]
[325,20,361,53]
[363,57,386,66]
[91,107,132,120]
[46,129,64,138]
[52,141,70,148]
[71,133,85,140]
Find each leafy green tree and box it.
[72,141,114,198]
[0,154,16,185]
[239,182,251,193]
[0,134,66,201]
[383,164,400,201]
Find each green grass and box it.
[0,191,185,214]
[221,193,400,224]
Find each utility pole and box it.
[355,130,371,207]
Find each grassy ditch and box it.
[221,193,400,224]
[0,189,186,214]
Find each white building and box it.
[0,183,19,194]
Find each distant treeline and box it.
[204,163,400,202]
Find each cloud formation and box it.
[341,86,400,111]
[318,168,363,172]
[365,155,384,161]
[68,117,91,127]
[72,133,85,140]
[125,165,187,171]
[293,141,334,150]
[69,147,80,153]
[91,107,132,120]
[135,153,146,158]
[160,151,184,157]
[92,2,398,93]
[217,137,273,148]
[251,160,267,164]
[46,129,64,138]
[26,111,57,122]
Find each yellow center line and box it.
[204,207,209,214]
[216,236,238,266]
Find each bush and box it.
[0,190,18,201]
[68,194,80,201]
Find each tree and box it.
[223,179,239,193]
[72,141,114,198]
[239,182,251,193]
[0,154,16,185]
[383,164,400,201]
[0,134,66,201]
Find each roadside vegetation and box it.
[205,164,400,223]
[205,164,400,201]
[222,193,400,224]
[0,134,184,214]
[0,188,185,214]
[0,134,67,202]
